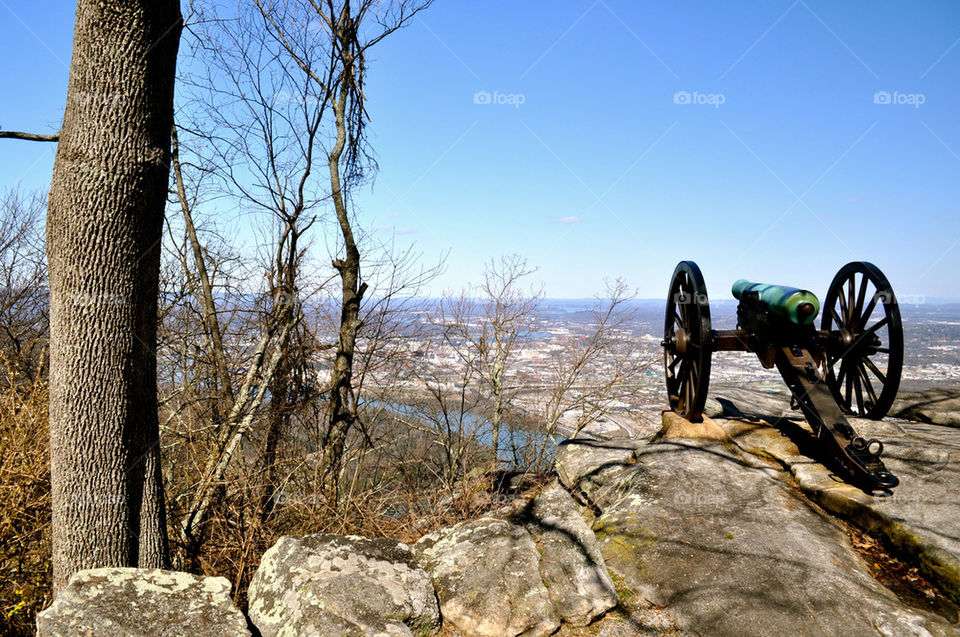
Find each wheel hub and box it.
[674,328,689,356]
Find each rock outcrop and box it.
[248,534,440,637]
[552,383,960,636]
[35,568,249,637]
[37,383,960,637]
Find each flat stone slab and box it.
[36,568,249,637]
[587,439,957,636]
[894,388,960,428]
[715,412,960,607]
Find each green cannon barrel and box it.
[732,279,821,326]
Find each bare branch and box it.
[0,130,59,142]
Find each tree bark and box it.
[47,0,180,589]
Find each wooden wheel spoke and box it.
[845,275,856,324]
[854,273,869,322]
[844,365,853,408]
[857,294,879,331]
[862,356,886,384]
[830,307,845,329]
[853,370,864,414]
[864,316,890,336]
[837,295,848,328]
[668,354,681,372]
[858,362,878,406]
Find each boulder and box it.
[412,517,559,637]
[35,568,249,637]
[522,482,618,626]
[248,534,439,637]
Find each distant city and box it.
[360,298,960,437]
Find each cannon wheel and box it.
[663,261,713,422]
[822,262,903,419]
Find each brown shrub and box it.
[0,357,51,636]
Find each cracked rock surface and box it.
[555,400,960,636]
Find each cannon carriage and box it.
[661,261,904,492]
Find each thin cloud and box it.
[375,224,417,236]
[553,216,580,224]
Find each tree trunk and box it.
[321,80,366,502]
[47,0,180,590]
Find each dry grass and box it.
[0,358,51,636]
[0,352,551,634]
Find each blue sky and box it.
[2,1,959,300]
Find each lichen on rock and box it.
[248,534,440,637]
[35,567,249,637]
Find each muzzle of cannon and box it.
[661,261,904,492]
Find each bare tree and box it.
[168,127,307,558]
[440,255,543,471]
[163,0,437,556]
[0,189,48,386]
[423,259,648,475]
[255,0,434,501]
[527,279,648,467]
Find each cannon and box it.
[661,261,904,492]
